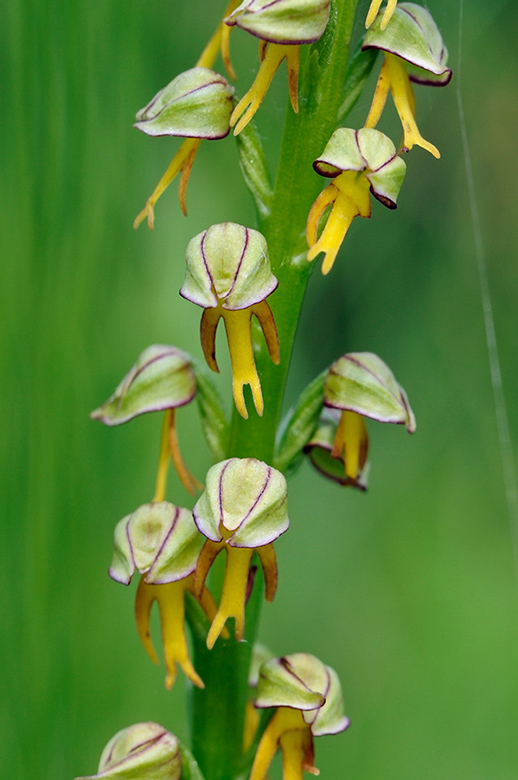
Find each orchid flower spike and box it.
[362,2,452,158]
[91,345,201,496]
[133,68,234,228]
[75,722,182,780]
[192,458,289,649]
[225,0,330,134]
[109,501,224,690]
[321,352,416,488]
[250,653,349,779]
[180,222,280,419]
[307,127,406,274]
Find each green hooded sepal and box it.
[180,222,277,311]
[109,502,204,586]
[255,653,350,735]
[193,458,289,547]
[75,722,183,780]
[362,3,451,86]
[91,345,196,426]
[135,68,234,139]
[324,352,416,431]
[225,0,330,45]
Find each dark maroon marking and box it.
[354,129,368,169]
[219,460,232,524]
[227,227,250,298]
[343,354,402,402]
[398,6,440,62]
[139,79,227,122]
[240,465,272,525]
[127,348,187,388]
[200,231,216,294]
[369,150,397,173]
[279,657,318,696]
[148,505,181,576]
[106,732,168,768]
[125,517,137,575]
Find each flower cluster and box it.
[306,2,451,273]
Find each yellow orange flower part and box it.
[365,0,398,30]
[196,0,241,81]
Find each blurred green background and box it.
[2,0,518,777]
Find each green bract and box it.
[255,653,349,736]
[109,502,204,586]
[91,345,196,425]
[193,458,289,547]
[274,369,326,474]
[362,2,451,86]
[304,409,369,489]
[134,67,234,138]
[180,222,277,310]
[324,352,416,431]
[75,722,182,780]
[314,127,406,209]
[225,0,330,45]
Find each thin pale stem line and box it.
[456,0,518,580]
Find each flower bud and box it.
[109,501,203,586]
[226,0,330,133]
[181,222,277,311]
[314,126,406,208]
[194,458,288,547]
[75,722,181,780]
[256,653,349,735]
[91,346,195,426]
[91,346,199,495]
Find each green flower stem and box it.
[188,563,264,780]
[190,2,358,778]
